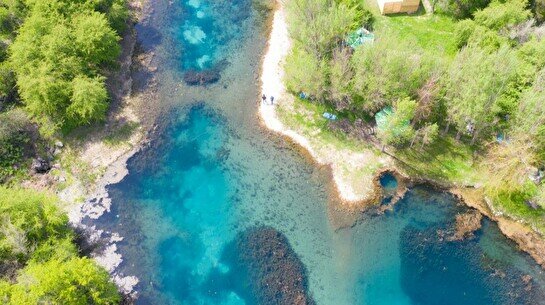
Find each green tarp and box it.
[346,27,375,48]
[375,106,393,129]
[375,106,410,136]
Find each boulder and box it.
[31,157,51,174]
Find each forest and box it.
[284,0,545,228]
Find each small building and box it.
[377,0,421,15]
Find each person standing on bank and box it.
[270,95,275,105]
[262,94,267,104]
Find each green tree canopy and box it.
[8,0,126,130]
[0,258,120,305]
[352,35,435,112]
[442,45,519,143]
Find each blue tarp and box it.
[323,112,337,121]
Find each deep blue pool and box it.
[91,1,545,304]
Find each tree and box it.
[72,12,120,67]
[0,258,120,305]
[328,47,353,111]
[68,75,109,124]
[0,187,73,263]
[351,35,434,112]
[284,48,329,100]
[441,45,519,144]
[8,0,125,130]
[377,98,417,147]
[285,0,360,59]
[535,0,545,23]
[518,37,545,70]
[0,187,120,304]
[482,69,545,196]
[411,123,439,149]
[0,110,34,180]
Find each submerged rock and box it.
[449,209,483,241]
[183,69,221,86]
[220,227,316,305]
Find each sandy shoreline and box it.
[258,1,545,269]
[258,3,393,208]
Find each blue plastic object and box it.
[323,112,337,121]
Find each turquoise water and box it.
[93,1,545,304]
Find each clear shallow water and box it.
[92,1,545,304]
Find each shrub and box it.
[433,0,491,19]
[0,109,34,180]
[454,19,477,48]
[474,0,532,30]
[0,187,73,263]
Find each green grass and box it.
[376,13,458,57]
[492,184,545,234]
[361,0,458,57]
[393,136,478,184]
[279,97,375,152]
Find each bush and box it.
[474,0,532,30]
[0,187,73,263]
[433,0,491,19]
[0,187,120,304]
[0,109,34,180]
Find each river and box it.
[90,1,545,304]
